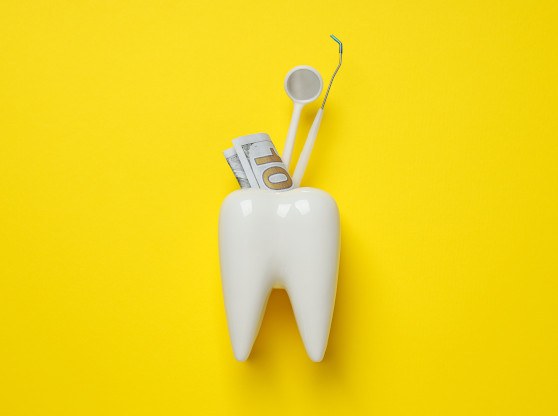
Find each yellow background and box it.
[1,1,557,414]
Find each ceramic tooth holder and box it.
[219,187,340,361]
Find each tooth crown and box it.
[218,187,340,361]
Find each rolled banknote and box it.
[224,147,251,189]
[232,133,294,191]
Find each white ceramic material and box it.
[218,187,340,362]
[282,66,323,168]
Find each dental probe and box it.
[292,35,343,187]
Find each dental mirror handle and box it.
[282,102,303,168]
[292,108,324,187]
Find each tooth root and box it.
[219,196,272,361]
[221,266,271,361]
[287,267,338,362]
[285,226,340,361]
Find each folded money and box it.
[224,148,251,189]
[224,133,295,191]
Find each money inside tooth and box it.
[232,133,294,191]
[224,147,251,189]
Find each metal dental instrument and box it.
[292,35,343,187]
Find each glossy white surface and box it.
[218,187,340,362]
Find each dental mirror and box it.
[282,66,323,168]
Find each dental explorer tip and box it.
[330,34,343,53]
[321,34,343,109]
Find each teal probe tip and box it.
[330,34,343,53]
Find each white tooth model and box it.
[218,188,340,361]
[219,35,343,361]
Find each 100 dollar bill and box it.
[232,133,294,191]
[224,147,251,189]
